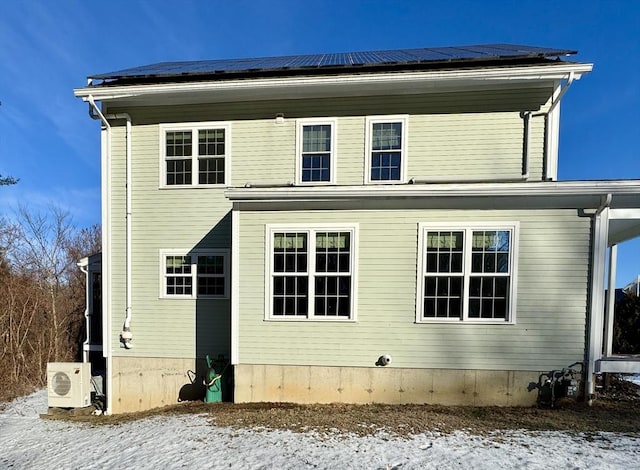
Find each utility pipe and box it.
[408,176,528,184]
[87,96,133,350]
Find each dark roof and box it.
[88,44,577,85]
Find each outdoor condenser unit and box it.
[47,362,92,408]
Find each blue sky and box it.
[0,0,638,285]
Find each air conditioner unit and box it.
[47,362,92,408]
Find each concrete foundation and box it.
[108,359,544,413]
[234,364,542,406]
[110,357,208,414]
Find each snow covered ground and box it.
[1,390,639,469]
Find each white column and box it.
[586,207,609,400]
[604,244,617,357]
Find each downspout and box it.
[584,193,612,405]
[77,259,90,363]
[87,96,134,350]
[520,110,531,180]
[529,71,575,181]
[410,73,575,186]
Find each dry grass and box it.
[40,377,640,437]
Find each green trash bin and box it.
[204,355,222,403]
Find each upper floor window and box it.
[161,249,229,298]
[161,123,230,187]
[365,116,408,184]
[296,119,336,185]
[416,223,519,323]
[266,224,358,320]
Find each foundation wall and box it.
[234,364,542,406]
[110,356,209,414]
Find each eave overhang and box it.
[74,63,593,107]
[225,180,640,211]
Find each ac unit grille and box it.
[47,362,91,408]
[51,372,72,396]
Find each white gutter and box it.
[225,180,640,201]
[585,193,612,404]
[74,63,593,102]
[87,96,134,350]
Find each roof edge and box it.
[225,180,640,203]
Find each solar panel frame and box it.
[89,44,578,82]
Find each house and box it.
[74,44,640,414]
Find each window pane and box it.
[425,231,464,274]
[315,232,350,274]
[198,157,225,184]
[301,125,331,182]
[273,233,307,273]
[274,277,284,295]
[303,125,331,152]
[372,122,402,150]
[370,151,401,181]
[166,131,192,157]
[197,276,224,296]
[302,154,330,182]
[166,256,191,274]
[198,129,225,156]
[166,159,192,185]
[472,230,510,274]
[197,256,224,274]
[423,275,463,319]
[469,276,509,320]
[314,275,350,317]
[273,275,308,316]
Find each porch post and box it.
[604,244,617,357]
[586,206,609,401]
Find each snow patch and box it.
[1,390,639,469]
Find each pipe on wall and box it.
[87,97,133,350]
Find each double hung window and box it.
[417,223,518,323]
[161,249,229,298]
[162,123,229,187]
[366,116,407,183]
[296,120,336,184]
[267,225,357,320]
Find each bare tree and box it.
[12,206,76,360]
[0,206,100,401]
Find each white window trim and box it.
[415,222,519,325]
[159,121,232,188]
[295,118,337,185]
[159,248,230,299]
[364,115,408,184]
[264,223,359,321]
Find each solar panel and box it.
[89,44,577,82]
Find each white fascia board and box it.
[225,180,640,202]
[73,63,593,102]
